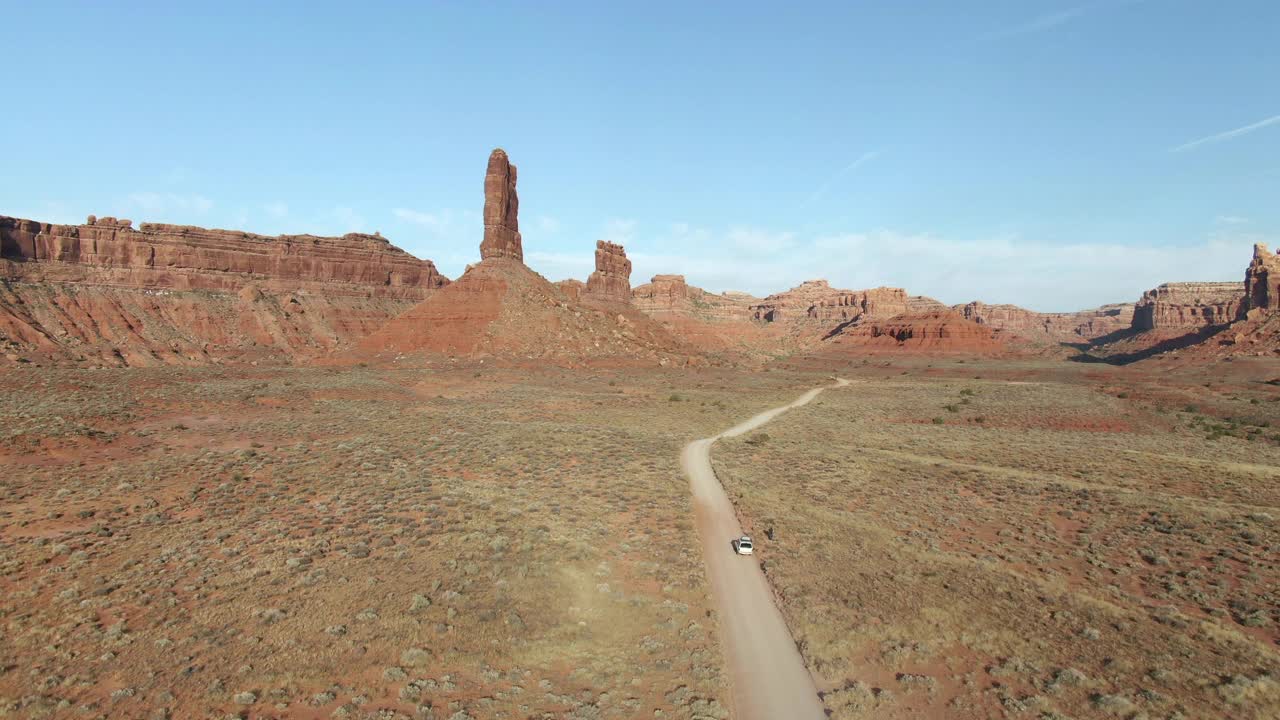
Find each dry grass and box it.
[0,362,813,718]
[714,360,1280,719]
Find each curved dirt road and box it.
[681,378,848,720]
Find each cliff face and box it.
[479,149,522,262]
[0,215,447,298]
[824,310,1003,353]
[1245,243,1280,314]
[1131,282,1244,331]
[958,301,1135,340]
[0,214,449,366]
[583,240,632,305]
[807,287,947,322]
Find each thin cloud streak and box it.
[798,150,880,210]
[985,5,1089,39]
[1170,113,1280,153]
[983,0,1147,41]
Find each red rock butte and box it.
[1246,242,1280,314]
[584,240,632,304]
[357,149,688,362]
[479,149,522,262]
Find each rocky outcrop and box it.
[751,280,840,321]
[479,149,522,262]
[631,275,759,321]
[825,310,1003,352]
[1245,243,1280,314]
[808,287,946,322]
[555,279,584,302]
[583,240,632,304]
[358,149,690,364]
[0,215,447,299]
[0,213,452,365]
[1132,282,1243,331]
[958,301,1134,340]
[751,280,944,323]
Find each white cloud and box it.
[126,192,214,217]
[622,224,1265,312]
[726,227,797,255]
[264,202,289,219]
[1171,113,1280,153]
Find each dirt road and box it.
[681,378,848,720]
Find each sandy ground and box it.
[681,378,847,719]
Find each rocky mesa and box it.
[1,215,446,298]
[0,215,448,366]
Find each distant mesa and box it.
[748,280,943,324]
[824,310,1004,353]
[0,215,446,298]
[1133,282,1244,331]
[957,301,1134,342]
[479,148,523,262]
[0,212,449,365]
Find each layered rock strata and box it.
[583,240,632,304]
[631,275,758,321]
[0,215,446,298]
[1246,243,1280,314]
[1132,282,1244,330]
[958,301,1135,340]
[479,149,522,262]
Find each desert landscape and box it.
[4,4,1280,718]
[1,145,1277,720]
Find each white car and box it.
[734,535,754,555]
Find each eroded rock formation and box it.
[555,279,584,302]
[479,149,522,262]
[583,240,632,304]
[958,301,1135,340]
[631,275,758,320]
[357,148,690,364]
[0,214,449,365]
[1132,282,1243,330]
[826,310,1003,352]
[1246,243,1280,314]
[751,280,839,321]
[0,215,447,298]
[751,280,944,323]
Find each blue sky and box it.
[3,1,1277,311]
